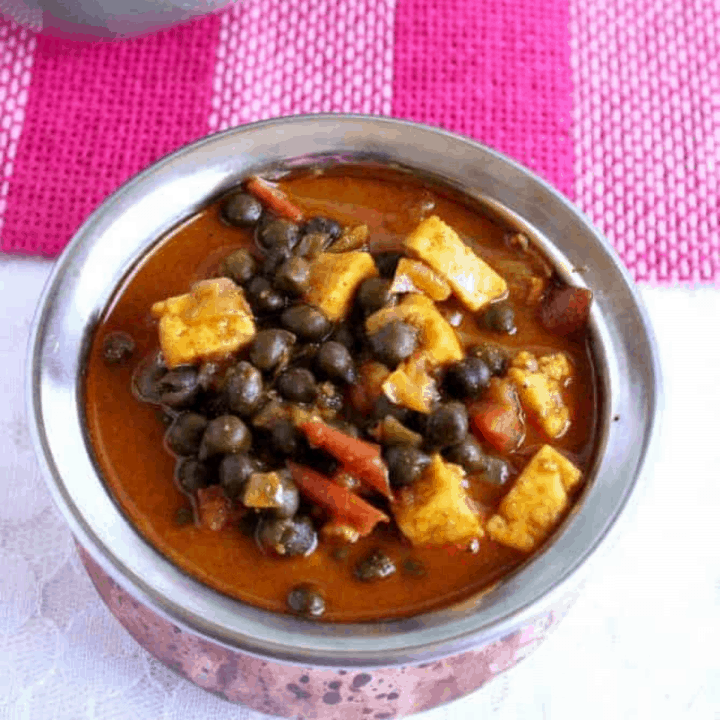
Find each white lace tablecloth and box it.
[1,254,718,719]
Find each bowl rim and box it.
[27,113,662,667]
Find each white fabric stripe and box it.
[0,20,35,241]
[1,255,718,718]
[209,0,396,132]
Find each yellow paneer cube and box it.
[366,293,464,367]
[486,445,582,552]
[382,354,439,413]
[305,251,377,321]
[394,454,484,546]
[508,351,572,438]
[389,257,451,301]
[404,215,507,311]
[538,353,573,381]
[151,278,256,368]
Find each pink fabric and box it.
[208,0,395,131]
[570,0,720,285]
[1,15,220,256]
[392,0,575,200]
[0,23,36,240]
[0,0,717,285]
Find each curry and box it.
[84,166,598,623]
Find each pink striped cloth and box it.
[0,0,717,285]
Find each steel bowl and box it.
[0,0,233,39]
[28,115,661,718]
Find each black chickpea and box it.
[471,343,509,376]
[256,516,318,557]
[425,402,469,449]
[221,248,257,285]
[443,435,488,472]
[270,419,303,456]
[384,445,431,487]
[158,366,200,408]
[303,216,343,240]
[219,453,260,499]
[444,357,491,399]
[220,192,263,227]
[198,415,251,459]
[274,256,311,296]
[482,302,517,335]
[132,353,167,403]
[164,412,208,457]
[102,331,135,365]
[355,550,397,581]
[224,361,264,416]
[258,218,300,253]
[175,458,211,494]
[276,368,317,403]
[249,329,296,372]
[368,319,418,367]
[373,251,402,278]
[357,277,395,315]
[246,276,286,314]
[287,584,326,617]
[281,304,332,342]
[316,341,357,384]
[482,456,512,486]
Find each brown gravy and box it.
[84,167,598,622]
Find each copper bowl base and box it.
[79,547,576,718]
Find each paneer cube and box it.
[538,353,573,381]
[508,351,572,438]
[329,224,369,253]
[486,445,582,552]
[305,251,377,321]
[404,215,507,311]
[390,257,451,301]
[151,278,255,368]
[242,471,292,512]
[382,354,439,413]
[366,293,464,367]
[394,454,484,546]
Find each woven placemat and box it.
[0,0,717,284]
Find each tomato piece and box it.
[196,486,231,531]
[540,285,593,335]
[300,421,393,499]
[287,462,390,536]
[470,401,524,454]
[246,176,305,223]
